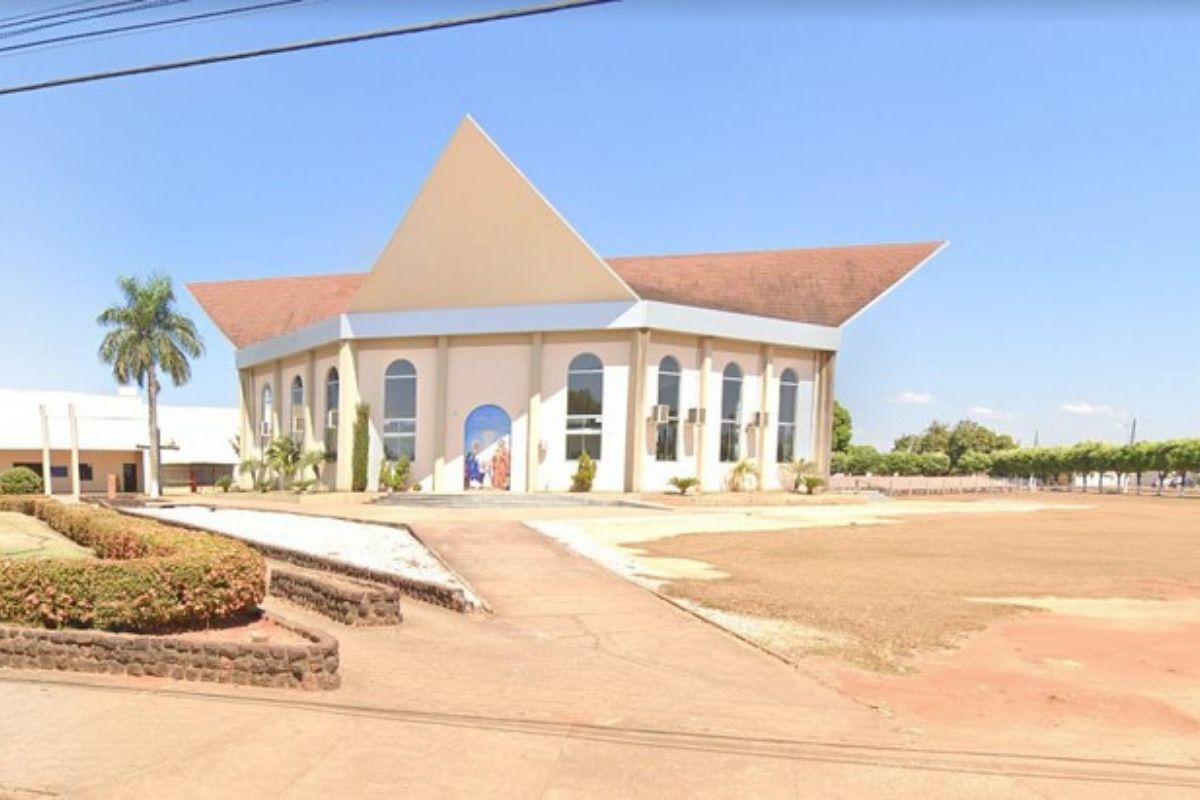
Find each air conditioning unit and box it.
[326,409,338,428]
[650,405,671,423]
[259,420,271,438]
[686,407,706,425]
[291,416,305,435]
[751,411,770,428]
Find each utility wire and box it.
[0,0,190,41]
[0,0,303,57]
[0,0,618,98]
[0,1,102,30]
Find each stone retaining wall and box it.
[270,565,403,626]
[0,613,339,690]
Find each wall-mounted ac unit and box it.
[326,409,338,428]
[751,411,770,428]
[291,416,305,435]
[259,421,272,438]
[686,407,706,425]
[650,405,671,423]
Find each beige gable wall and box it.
[350,116,636,313]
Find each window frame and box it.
[260,383,273,447]
[777,368,800,463]
[382,359,417,462]
[290,375,305,445]
[566,353,604,461]
[719,362,743,463]
[655,355,681,462]
[324,367,340,457]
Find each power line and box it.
[0,0,304,57]
[0,0,190,41]
[0,0,618,98]
[0,1,103,30]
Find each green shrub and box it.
[0,467,42,495]
[378,456,411,492]
[668,476,699,496]
[0,498,265,632]
[570,452,596,492]
[801,475,826,495]
[352,403,370,492]
[727,457,758,492]
[215,475,233,493]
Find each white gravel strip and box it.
[132,505,479,607]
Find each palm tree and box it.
[97,274,204,498]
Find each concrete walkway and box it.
[1,504,1195,797]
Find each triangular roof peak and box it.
[350,115,636,313]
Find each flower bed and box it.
[0,497,265,631]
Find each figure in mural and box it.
[465,441,485,489]
[491,440,510,490]
[463,404,512,491]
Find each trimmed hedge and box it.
[0,467,42,495]
[0,498,265,632]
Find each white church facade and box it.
[191,117,944,494]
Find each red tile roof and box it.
[607,241,944,328]
[188,273,365,348]
[189,241,943,347]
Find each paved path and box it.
[1,509,1196,797]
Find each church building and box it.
[190,117,944,493]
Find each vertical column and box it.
[813,351,837,477]
[758,344,774,489]
[68,403,81,501]
[432,335,449,492]
[39,404,52,497]
[237,369,253,487]
[624,329,650,492]
[695,337,713,488]
[526,332,543,493]
[335,340,360,491]
[303,351,317,451]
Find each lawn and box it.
[639,494,1200,672]
[0,511,94,561]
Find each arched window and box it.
[383,360,417,461]
[324,367,340,457]
[655,356,681,462]
[719,363,742,462]
[777,368,799,463]
[259,383,273,448]
[566,353,603,460]
[290,375,305,445]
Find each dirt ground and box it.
[641,494,1199,672]
[637,494,1200,755]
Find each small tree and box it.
[379,455,411,492]
[571,451,596,492]
[668,476,700,496]
[264,436,302,489]
[782,459,817,492]
[0,466,42,495]
[299,449,328,486]
[801,475,825,495]
[727,457,758,492]
[352,403,370,492]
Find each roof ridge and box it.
[605,239,944,262]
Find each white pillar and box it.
[758,344,774,489]
[695,337,713,489]
[624,329,649,492]
[39,404,52,497]
[432,336,449,492]
[237,369,253,488]
[303,351,317,451]
[68,403,81,502]
[812,351,837,477]
[335,341,360,491]
[526,332,543,493]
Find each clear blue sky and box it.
[0,0,1196,450]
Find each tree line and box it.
[830,407,1200,491]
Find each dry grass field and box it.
[640,494,1200,672]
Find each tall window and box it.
[777,368,799,463]
[290,376,305,445]
[566,353,603,460]
[383,359,417,461]
[325,367,339,457]
[259,384,273,448]
[719,363,742,462]
[655,356,681,461]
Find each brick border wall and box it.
[269,566,403,626]
[0,613,340,690]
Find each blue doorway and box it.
[464,404,512,490]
